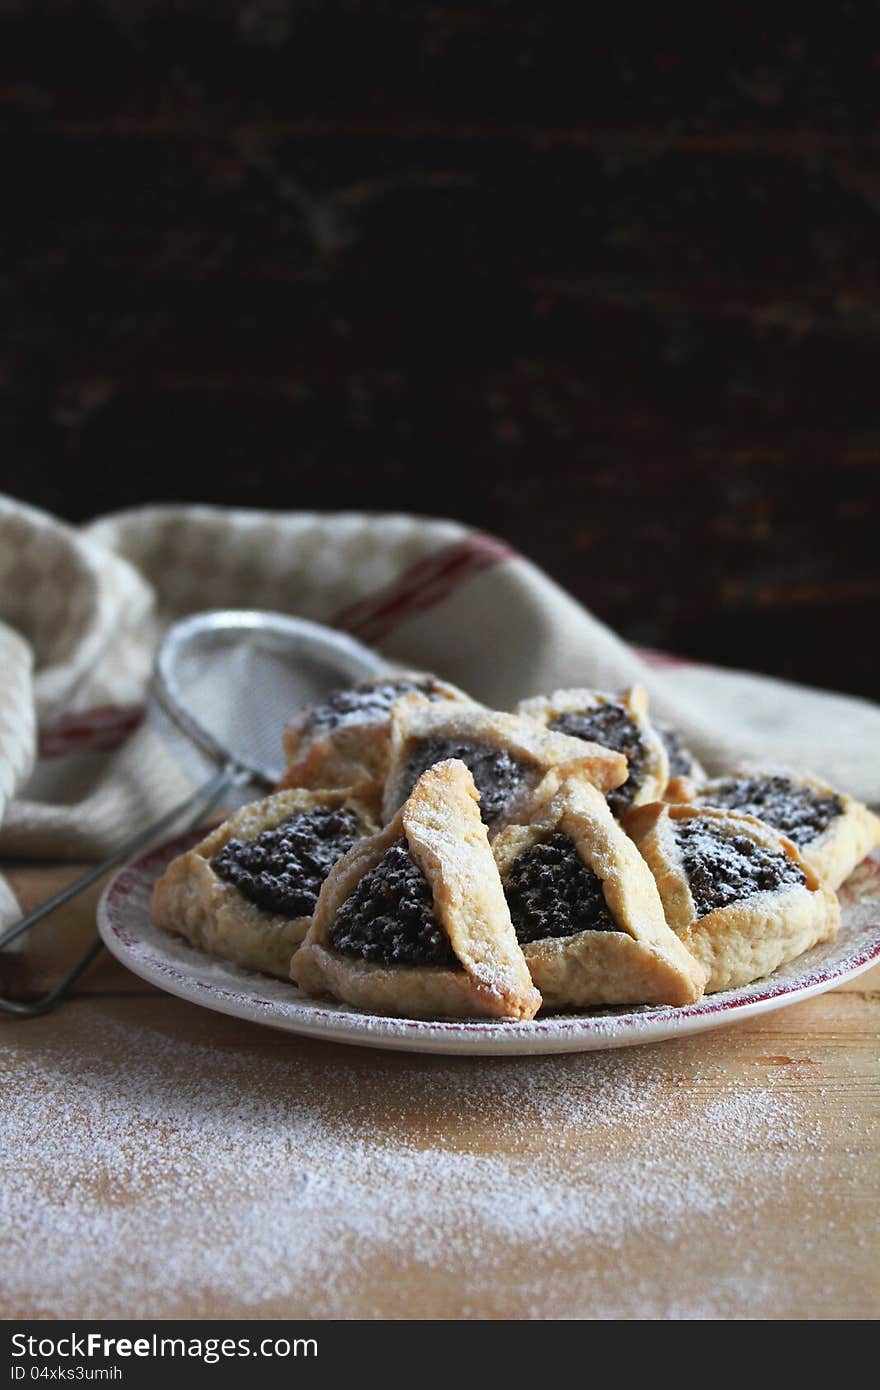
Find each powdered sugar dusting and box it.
[1,1006,874,1319]
[4,848,877,1318]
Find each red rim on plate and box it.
[98,831,880,1055]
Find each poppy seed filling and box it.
[702,775,844,846]
[550,703,646,816]
[305,677,443,734]
[330,839,455,966]
[504,832,617,943]
[402,737,528,825]
[676,816,807,918]
[213,807,361,919]
[657,724,697,779]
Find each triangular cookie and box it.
[151,787,377,979]
[492,772,706,1009]
[279,670,473,795]
[292,759,542,1020]
[689,764,880,889]
[382,699,627,834]
[516,685,669,817]
[626,801,840,992]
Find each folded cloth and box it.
[1,494,878,928]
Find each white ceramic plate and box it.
[98,832,880,1056]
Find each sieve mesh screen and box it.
[150,611,388,792]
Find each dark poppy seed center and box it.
[676,816,807,918]
[657,724,696,779]
[504,832,617,943]
[304,677,444,734]
[549,704,646,816]
[213,806,361,918]
[402,737,528,826]
[701,775,843,846]
[330,839,455,966]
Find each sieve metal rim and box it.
[149,608,389,788]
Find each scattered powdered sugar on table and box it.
[1,1006,869,1319]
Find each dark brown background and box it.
[2,4,878,698]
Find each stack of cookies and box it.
[152,673,880,1020]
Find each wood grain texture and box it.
[2,5,879,696]
[1,989,878,1319]
[1,855,878,1320]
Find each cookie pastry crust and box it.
[279,671,473,796]
[493,775,706,1009]
[626,802,840,992]
[692,766,880,890]
[382,699,627,834]
[151,787,377,979]
[515,686,669,818]
[292,760,542,1020]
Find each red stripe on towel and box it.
[333,534,513,645]
[633,646,697,670]
[39,704,145,759]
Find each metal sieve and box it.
[0,609,389,1016]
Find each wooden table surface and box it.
[1,857,878,1321]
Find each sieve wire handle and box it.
[0,763,237,1015]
